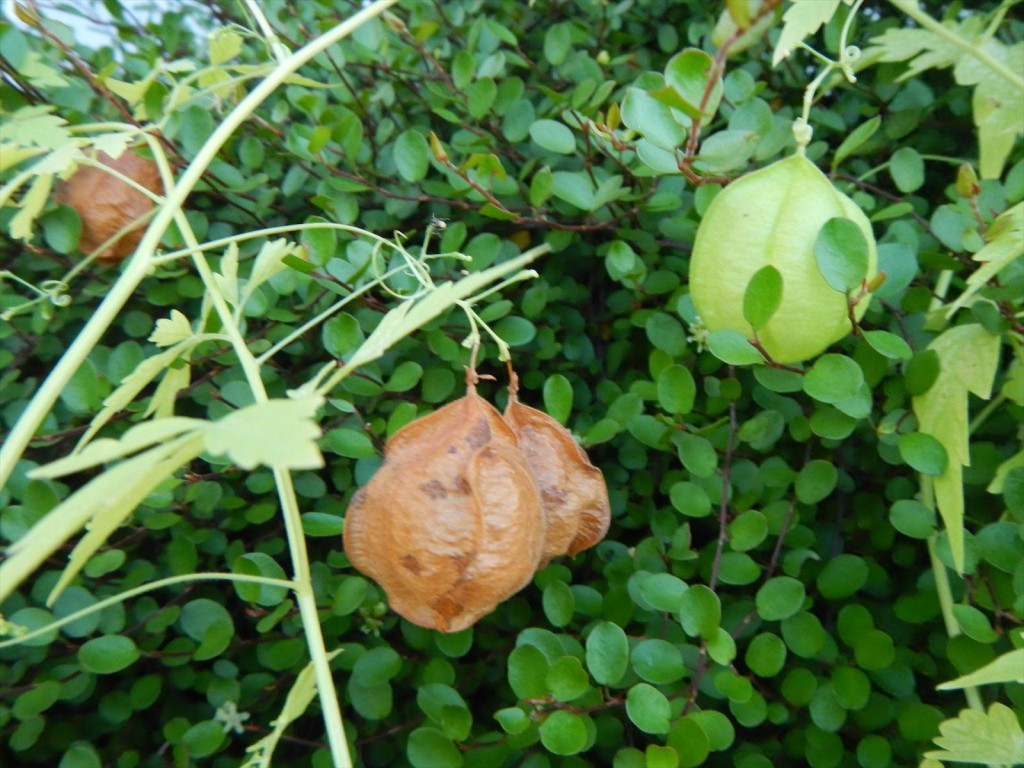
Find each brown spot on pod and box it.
[55,150,163,263]
[503,367,610,559]
[343,373,544,632]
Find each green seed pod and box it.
[690,153,878,364]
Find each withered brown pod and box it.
[55,150,162,263]
[503,368,611,560]
[343,374,545,632]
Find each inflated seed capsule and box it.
[343,370,544,633]
[503,366,610,560]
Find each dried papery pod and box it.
[343,370,545,632]
[55,150,163,263]
[503,366,610,559]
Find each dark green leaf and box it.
[657,364,696,415]
[78,635,139,674]
[756,577,805,621]
[539,710,589,755]
[899,431,949,475]
[585,621,629,685]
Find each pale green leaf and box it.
[987,449,1024,494]
[946,203,1024,317]
[10,173,53,241]
[105,77,149,108]
[773,0,842,67]
[923,703,1024,765]
[865,23,963,81]
[244,238,296,305]
[340,245,547,375]
[938,648,1024,689]
[3,105,72,149]
[0,144,47,173]
[146,361,191,419]
[19,51,69,88]
[150,309,194,347]
[913,324,1000,572]
[204,395,324,470]
[31,141,85,177]
[47,435,206,604]
[214,242,240,307]
[90,132,136,160]
[1,434,204,606]
[209,28,244,65]
[44,416,205,476]
[242,651,342,768]
[76,344,194,448]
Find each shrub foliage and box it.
[1,1,1022,767]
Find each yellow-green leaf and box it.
[937,647,1024,689]
[912,324,1000,572]
[945,203,1024,317]
[773,0,842,67]
[150,309,194,348]
[10,172,53,241]
[203,395,324,470]
[209,28,244,65]
[924,703,1024,765]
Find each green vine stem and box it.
[0,572,295,650]
[0,0,398,490]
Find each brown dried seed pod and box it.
[343,374,545,632]
[55,150,162,263]
[503,367,610,559]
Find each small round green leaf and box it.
[495,707,530,735]
[898,431,948,475]
[631,639,686,684]
[742,264,783,332]
[539,710,588,755]
[814,217,870,294]
[745,633,787,677]
[803,354,864,404]
[547,655,590,702]
[542,580,575,628]
[890,146,925,193]
[530,119,576,154]
[706,329,765,365]
[862,330,912,360]
[78,635,139,674]
[407,726,463,768]
[816,554,869,600]
[657,364,696,415]
[543,373,574,424]
[180,598,235,660]
[585,621,629,685]
[394,129,430,182]
[795,459,839,504]
[755,577,805,621]
[626,683,671,734]
[509,644,549,698]
[182,720,224,758]
[904,349,940,395]
[889,499,936,539]
[678,584,721,639]
[352,646,403,686]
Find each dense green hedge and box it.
[1,1,1022,767]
